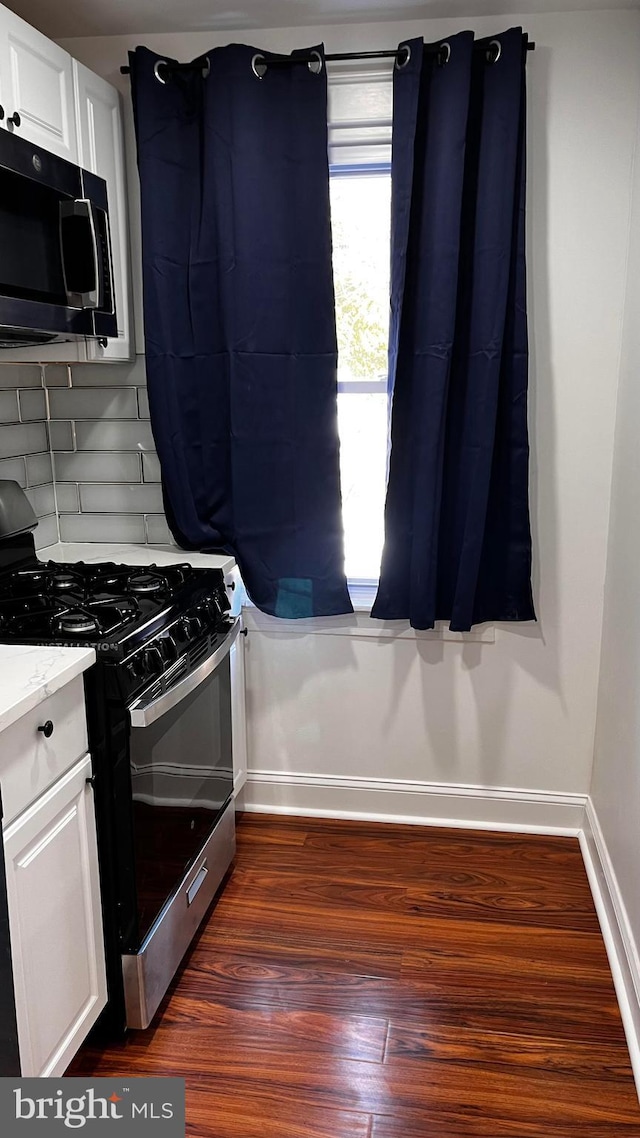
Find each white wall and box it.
[62,11,640,810]
[591,65,640,950]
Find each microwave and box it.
[0,128,117,349]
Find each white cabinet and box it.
[230,624,248,795]
[0,6,77,163]
[3,754,106,1077]
[74,60,133,362]
[0,3,132,363]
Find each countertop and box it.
[39,542,236,575]
[0,644,95,735]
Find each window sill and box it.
[242,605,495,643]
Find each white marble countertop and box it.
[0,644,95,735]
[39,542,236,575]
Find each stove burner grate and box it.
[128,570,164,595]
[55,610,99,635]
[51,571,77,591]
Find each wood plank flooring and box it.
[69,814,640,1137]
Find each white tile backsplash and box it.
[26,484,56,517]
[0,422,49,459]
[48,421,75,451]
[42,365,71,388]
[25,453,53,486]
[55,452,142,483]
[79,483,164,514]
[145,513,172,543]
[74,420,155,452]
[0,366,43,389]
[0,365,57,548]
[141,452,161,482]
[48,387,139,420]
[137,388,150,419]
[54,483,80,512]
[0,391,19,421]
[69,356,147,387]
[34,514,59,550]
[59,512,147,543]
[0,357,168,550]
[0,458,27,486]
[18,389,47,422]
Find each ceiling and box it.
[5,0,639,40]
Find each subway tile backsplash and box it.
[59,512,147,544]
[47,354,171,548]
[0,422,49,460]
[74,419,155,453]
[78,483,164,514]
[54,451,142,483]
[48,386,139,420]
[18,389,47,422]
[0,365,58,550]
[0,357,171,550]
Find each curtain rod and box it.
[120,41,535,76]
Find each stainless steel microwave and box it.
[0,128,117,349]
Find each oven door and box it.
[127,620,238,944]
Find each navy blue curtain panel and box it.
[372,28,535,632]
[129,45,352,619]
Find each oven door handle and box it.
[129,618,241,729]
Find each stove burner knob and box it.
[174,618,190,644]
[129,655,145,679]
[185,614,204,638]
[144,645,163,675]
[158,635,179,663]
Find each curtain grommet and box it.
[251,53,267,79]
[153,59,169,84]
[486,39,502,64]
[395,43,411,70]
[307,49,323,75]
[201,56,210,79]
[438,41,451,66]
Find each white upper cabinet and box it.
[74,60,133,361]
[0,6,77,163]
[0,3,132,363]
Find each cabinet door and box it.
[230,625,248,795]
[74,60,133,361]
[0,8,77,162]
[3,754,107,1077]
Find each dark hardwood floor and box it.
[70,814,640,1136]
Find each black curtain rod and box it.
[120,41,535,76]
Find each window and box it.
[330,165,391,585]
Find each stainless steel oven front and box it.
[121,619,239,1028]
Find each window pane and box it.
[330,173,391,383]
[331,170,391,582]
[338,391,387,580]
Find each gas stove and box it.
[0,479,239,1039]
[0,547,232,702]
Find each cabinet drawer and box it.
[0,677,88,827]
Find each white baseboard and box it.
[580,799,640,1094]
[242,770,587,834]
